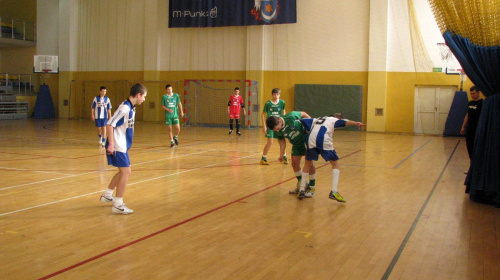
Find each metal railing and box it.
[0,17,36,41]
[0,73,36,95]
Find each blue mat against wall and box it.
[33,85,55,119]
[443,91,468,136]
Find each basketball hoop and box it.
[41,69,52,85]
[437,43,453,62]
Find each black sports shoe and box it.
[170,142,175,148]
[229,130,233,135]
[174,137,179,145]
[236,131,241,136]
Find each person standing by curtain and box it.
[460,86,483,171]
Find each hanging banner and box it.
[169,0,297,28]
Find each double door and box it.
[414,86,457,135]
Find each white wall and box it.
[263,0,370,71]
[36,0,59,56]
[48,0,452,73]
[66,0,372,72]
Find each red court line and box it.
[37,183,287,280]
[38,150,361,279]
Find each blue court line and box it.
[393,139,432,169]
[381,140,460,280]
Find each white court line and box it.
[0,152,261,217]
[0,190,104,216]
[0,149,217,192]
[0,167,71,176]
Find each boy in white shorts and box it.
[100,84,147,214]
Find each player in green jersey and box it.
[266,111,317,197]
[161,84,184,148]
[260,88,288,165]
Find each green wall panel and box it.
[294,84,362,131]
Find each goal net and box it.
[184,80,259,128]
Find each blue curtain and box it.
[443,31,500,206]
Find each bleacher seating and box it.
[0,85,29,119]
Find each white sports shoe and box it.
[289,182,310,195]
[304,186,315,198]
[112,204,134,214]
[100,194,113,202]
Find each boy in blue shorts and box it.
[161,84,184,148]
[100,84,147,214]
[91,86,112,146]
[299,114,365,202]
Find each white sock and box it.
[104,188,113,196]
[300,173,309,191]
[332,169,340,193]
[113,197,124,207]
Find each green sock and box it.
[309,174,316,187]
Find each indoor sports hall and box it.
[1,0,499,279]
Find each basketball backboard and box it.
[436,43,462,74]
[34,55,59,74]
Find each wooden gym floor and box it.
[0,119,498,280]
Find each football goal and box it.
[183,79,259,128]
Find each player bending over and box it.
[298,114,365,202]
[266,111,317,197]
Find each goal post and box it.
[183,79,259,128]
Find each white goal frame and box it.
[183,79,259,128]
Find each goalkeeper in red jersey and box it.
[228,87,246,135]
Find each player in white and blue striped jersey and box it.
[91,86,112,146]
[99,84,147,215]
[298,114,365,202]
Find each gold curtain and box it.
[428,0,500,46]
